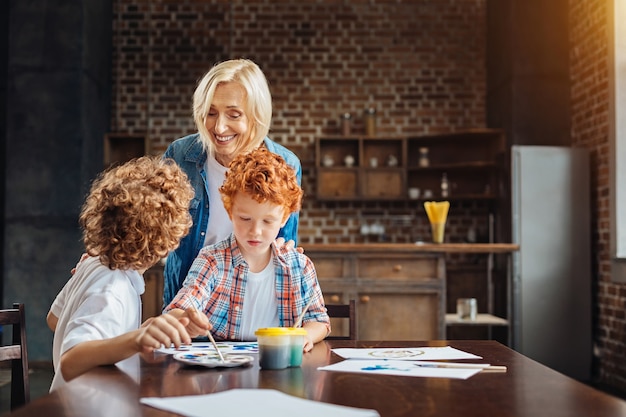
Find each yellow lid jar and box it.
[255,327,308,369]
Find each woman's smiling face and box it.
[204,82,250,166]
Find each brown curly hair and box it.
[220,148,303,222]
[79,156,194,271]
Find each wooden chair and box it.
[326,300,357,340]
[0,303,30,410]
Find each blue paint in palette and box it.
[230,343,258,353]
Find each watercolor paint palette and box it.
[158,341,259,355]
[174,351,254,368]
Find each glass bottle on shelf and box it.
[341,113,352,136]
[419,147,430,167]
[364,108,376,136]
[441,173,449,197]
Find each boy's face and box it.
[230,191,287,260]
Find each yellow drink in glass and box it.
[430,222,446,243]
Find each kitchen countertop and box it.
[302,242,519,254]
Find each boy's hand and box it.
[136,314,191,352]
[182,307,212,338]
[303,335,315,352]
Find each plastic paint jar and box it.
[255,327,308,369]
[288,327,307,367]
[254,327,307,369]
[256,327,291,369]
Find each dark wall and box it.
[486,0,571,248]
[3,1,111,361]
[1,0,8,307]
[487,0,571,148]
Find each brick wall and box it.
[112,0,489,249]
[570,0,626,391]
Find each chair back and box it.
[0,303,30,410]
[326,300,356,340]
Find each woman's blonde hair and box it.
[79,156,194,271]
[220,148,303,223]
[193,58,272,157]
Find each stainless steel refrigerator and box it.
[511,145,591,381]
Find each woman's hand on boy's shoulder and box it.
[275,237,304,254]
[70,253,90,275]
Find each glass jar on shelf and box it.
[341,113,352,136]
[419,147,430,167]
[441,173,449,197]
[364,108,376,136]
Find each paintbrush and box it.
[294,297,315,328]
[188,306,225,362]
[414,361,507,372]
[206,330,226,362]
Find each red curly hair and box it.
[220,148,302,222]
[79,156,194,270]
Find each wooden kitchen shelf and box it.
[104,133,148,167]
[315,129,505,201]
[445,313,509,326]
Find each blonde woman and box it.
[162,59,301,307]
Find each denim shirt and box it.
[161,133,302,308]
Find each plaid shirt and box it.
[165,234,330,340]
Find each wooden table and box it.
[8,340,626,417]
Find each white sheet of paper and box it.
[140,389,380,417]
[331,346,481,361]
[318,359,481,379]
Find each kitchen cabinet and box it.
[315,129,505,201]
[307,246,446,340]
[306,243,518,342]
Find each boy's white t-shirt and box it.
[204,155,232,247]
[48,256,144,391]
[240,258,280,340]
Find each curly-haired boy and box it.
[47,156,207,391]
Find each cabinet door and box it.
[317,170,358,199]
[357,292,440,340]
[356,254,445,339]
[357,256,442,281]
[362,169,404,198]
[312,254,352,279]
